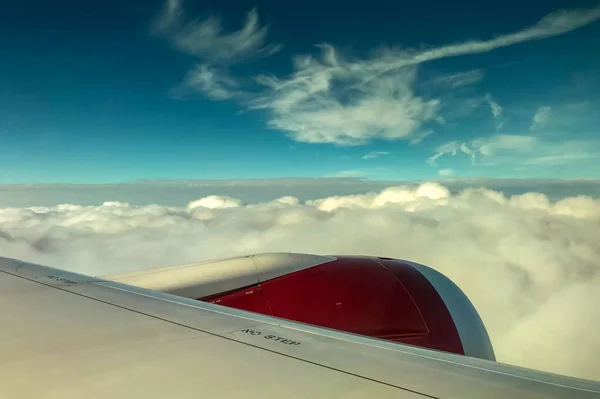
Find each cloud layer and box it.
[1,182,600,381]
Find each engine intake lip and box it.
[402,260,496,361]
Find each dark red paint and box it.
[260,257,428,340]
[203,284,272,315]
[200,256,464,356]
[376,258,464,355]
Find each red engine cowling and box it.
[200,255,495,361]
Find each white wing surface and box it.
[1,257,598,399]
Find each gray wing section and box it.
[1,257,598,399]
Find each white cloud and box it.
[375,6,600,68]
[153,0,280,99]
[531,106,552,130]
[188,195,242,209]
[429,134,539,165]
[409,129,434,144]
[484,93,503,119]
[474,134,539,154]
[2,182,600,381]
[430,69,484,88]
[430,134,600,169]
[362,151,390,160]
[524,139,598,166]
[325,170,366,178]
[3,179,600,208]
[154,0,280,63]
[173,64,241,100]
[250,55,440,146]
[525,153,593,165]
[484,93,506,131]
[438,168,454,177]
[245,6,600,145]
[153,0,182,34]
[155,3,600,144]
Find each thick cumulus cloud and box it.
[1,182,600,381]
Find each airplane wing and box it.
[1,255,599,399]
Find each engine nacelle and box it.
[105,253,495,361]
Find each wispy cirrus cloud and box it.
[155,1,600,148]
[428,134,539,165]
[484,93,506,131]
[325,170,367,178]
[484,93,503,119]
[524,140,598,166]
[531,106,552,130]
[409,130,435,145]
[154,0,281,63]
[431,69,485,88]
[525,153,593,165]
[429,134,600,167]
[362,151,390,160]
[171,64,241,100]
[249,51,441,146]
[154,0,281,98]
[245,6,600,145]
[368,6,600,70]
[438,168,454,177]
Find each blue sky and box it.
[1,0,599,183]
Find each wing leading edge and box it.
[1,257,598,399]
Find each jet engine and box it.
[106,253,495,361]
